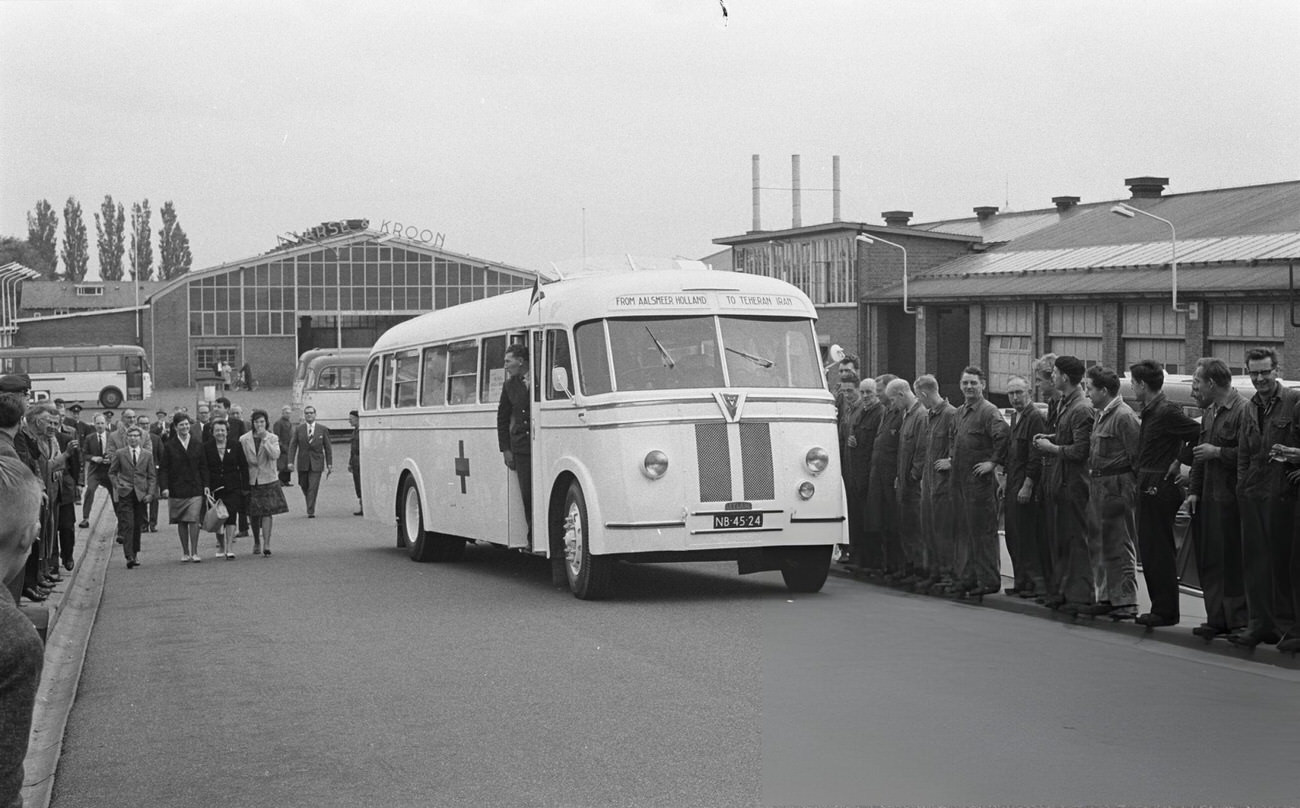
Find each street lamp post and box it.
[1110,202,1187,313]
[856,233,915,314]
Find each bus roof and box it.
[371,269,817,354]
[303,350,369,370]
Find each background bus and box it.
[360,267,844,600]
[0,344,152,407]
[294,349,368,433]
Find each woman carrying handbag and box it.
[202,420,249,558]
[158,414,209,563]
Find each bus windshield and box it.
[589,315,822,392]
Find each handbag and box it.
[202,491,229,533]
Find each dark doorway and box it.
[934,307,971,406]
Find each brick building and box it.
[715,177,1300,404]
[15,222,538,388]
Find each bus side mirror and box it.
[551,367,575,403]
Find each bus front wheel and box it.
[399,478,464,562]
[562,482,611,600]
[780,546,832,593]
[99,387,124,408]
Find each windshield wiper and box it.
[645,327,676,369]
[725,347,773,368]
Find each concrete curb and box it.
[22,496,115,808]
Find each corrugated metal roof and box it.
[909,232,1300,282]
[915,180,1300,249]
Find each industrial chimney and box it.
[791,154,802,229]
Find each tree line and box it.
[2,196,193,282]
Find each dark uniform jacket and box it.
[1238,382,1300,501]
[1190,390,1250,504]
[1007,402,1047,492]
[1043,387,1092,503]
[847,399,883,494]
[497,375,531,456]
[272,416,294,473]
[1135,392,1200,494]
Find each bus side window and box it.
[420,346,447,407]
[479,336,506,404]
[319,368,338,390]
[447,340,478,405]
[341,366,363,390]
[574,320,611,395]
[362,358,382,410]
[75,355,99,372]
[380,354,395,409]
[546,329,574,400]
[394,351,420,407]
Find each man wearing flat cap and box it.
[0,374,31,397]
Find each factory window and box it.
[1208,303,1286,373]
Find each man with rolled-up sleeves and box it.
[1186,357,1250,640]
[946,366,1009,597]
[1033,355,1094,611]
[1129,360,1201,628]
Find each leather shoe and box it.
[126,559,139,568]
[1136,613,1178,628]
[1076,602,1113,616]
[1227,630,1281,648]
[78,519,90,528]
[63,559,74,571]
[22,587,47,602]
[1192,623,1229,640]
[353,510,364,516]
[1277,636,1300,654]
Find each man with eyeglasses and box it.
[1232,347,1300,648]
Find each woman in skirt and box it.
[158,413,209,562]
[202,420,249,558]
[240,409,288,556]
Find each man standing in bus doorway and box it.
[498,344,532,535]
[348,410,363,516]
[290,405,332,518]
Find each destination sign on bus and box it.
[611,292,802,310]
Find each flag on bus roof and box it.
[528,273,545,314]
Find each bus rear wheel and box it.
[99,387,124,408]
[562,481,611,600]
[399,477,464,562]
[780,546,832,593]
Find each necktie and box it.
[132,449,139,464]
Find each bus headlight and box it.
[797,481,816,500]
[804,446,829,474]
[641,450,669,480]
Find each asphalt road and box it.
[50,473,1300,808]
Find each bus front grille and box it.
[695,422,732,502]
[740,422,774,500]
[695,421,774,503]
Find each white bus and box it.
[0,344,153,407]
[360,267,845,599]
[293,349,368,433]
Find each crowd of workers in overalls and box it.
[834,347,1300,654]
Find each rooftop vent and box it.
[1052,196,1081,212]
[1125,176,1168,199]
[881,210,913,227]
[973,206,999,221]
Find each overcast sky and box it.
[2,1,1297,279]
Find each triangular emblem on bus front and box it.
[714,392,745,422]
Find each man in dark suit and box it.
[273,405,294,486]
[222,400,250,536]
[497,344,532,532]
[80,414,112,528]
[149,409,170,443]
[66,403,93,441]
[109,426,156,568]
[289,405,332,517]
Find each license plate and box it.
[713,513,763,530]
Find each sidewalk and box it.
[830,534,1300,672]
